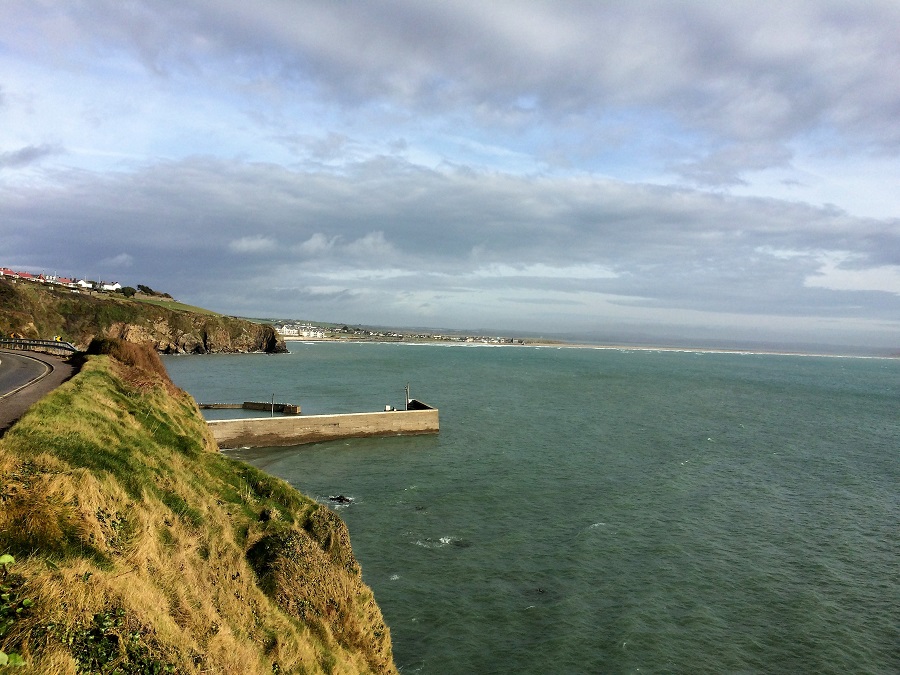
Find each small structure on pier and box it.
[200,401,301,415]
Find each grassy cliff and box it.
[0,341,395,673]
[0,279,286,353]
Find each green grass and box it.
[131,295,222,316]
[0,343,395,673]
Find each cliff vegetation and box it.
[0,279,286,354]
[0,340,395,673]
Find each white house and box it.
[101,281,122,292]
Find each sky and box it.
[2,1,899,350]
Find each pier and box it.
[207,399,439,449]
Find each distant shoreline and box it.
[281,336,898,360]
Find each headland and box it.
[0,339,396,672]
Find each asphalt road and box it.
[0,349,76,435]
[0,350,50,394]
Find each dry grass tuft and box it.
[84,337,176,392]
[0,343,396,673]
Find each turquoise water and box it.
[163,344,899,673]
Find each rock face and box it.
[105,316,287,354]
[0,278,287,354]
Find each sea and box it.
[162,342,899,674]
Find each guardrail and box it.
[0,338,79,355]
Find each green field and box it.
[131,295,223,316]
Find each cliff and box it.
[0,340,395,673]
[0,278,287,354]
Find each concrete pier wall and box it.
[208,402,438,449]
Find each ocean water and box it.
[162,343,899,674]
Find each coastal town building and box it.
[1,266,122,294]
[277,324,327,339]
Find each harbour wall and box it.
[207,401,438,449]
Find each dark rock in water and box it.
[329,495,353,505]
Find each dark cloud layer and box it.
[3,158,898,341]
[0,144,62,169]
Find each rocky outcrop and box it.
[105,316,287,354]
[0,278,287,354]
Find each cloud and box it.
[470,263,618,280]
[343,231,395,258]
[5,1,899,183]
[672,142,795,186]
[295,233,337,255]
[805,255,900,295]
[228,236,277,254]
[319,268,416,282]
[100,252,134,268]
[0,144,63,169]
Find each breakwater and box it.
[208,400,438,449]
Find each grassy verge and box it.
[131,296,222,316]
[0,341,395,674]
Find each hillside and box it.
[0,339,395,673]
[0,279,286,354]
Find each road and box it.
[0,349,76,435]
[0,350,50,395]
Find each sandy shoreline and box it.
[281,336,897,360]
